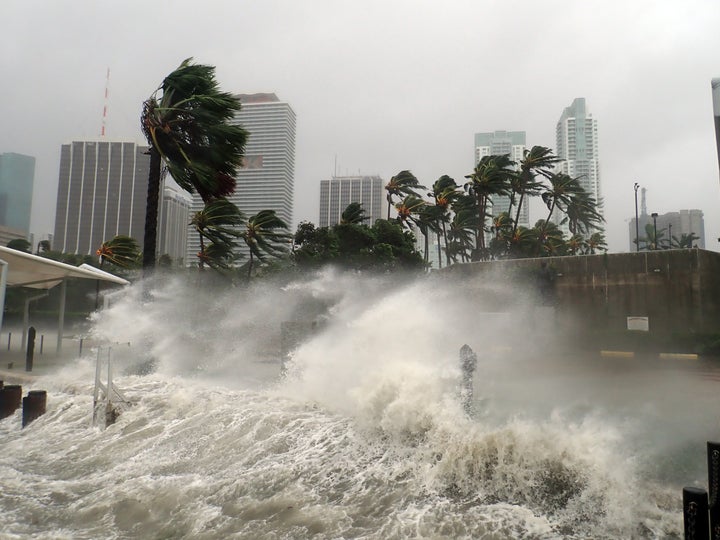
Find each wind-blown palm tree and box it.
[140,58,248,271]
[191,198,245,269]
[488,212,513,259]
[563,190,604,236]
[446,208,476,263]
[539,173,583,235]
[676,232,700,248]
[464,154,515,259]
[511,146,560,237]
[507,226,539,259]
[95,235,139,308]
[340,202,369,225]
[394,194,426,230]
[416,204,444,266]
[241,210,291,278]
[96,235,140,268]
[429,175,460,266]
[385,171,424,219]
[566,233,585,256]
[585,231,607,254]
[535,219,566,257]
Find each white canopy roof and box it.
[0,246,130,289]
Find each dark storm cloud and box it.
[1,0,719,251]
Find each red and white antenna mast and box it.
[100,68,110,137]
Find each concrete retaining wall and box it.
[442,249,720,336]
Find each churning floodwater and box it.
[1,268,719,539]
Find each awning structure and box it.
[0,246,130,353]
[0,246,129,289]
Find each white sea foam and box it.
[0,269,709,538]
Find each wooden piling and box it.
[708,442,720,539]
[25,326,36,372]
[0,384,22,419]
[684,486,710,540]
[22,390,47,427]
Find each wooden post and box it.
[684,486,710,540]
[0,384,22,419]
[25,326,36,372]
[22,390,47,427]
[708,442,720,539]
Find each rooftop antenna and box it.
[100,68,110,137]
[640,187,647,216]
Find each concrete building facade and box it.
[319,175,385,227]
[53,141,150,255]
[186,93,296,265]
[0,152,35,234]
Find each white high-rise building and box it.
[473,131,528,227]
[319,175,386,227]
[555,98,602,233]
[186,93,296,265]
[158,185,192,266]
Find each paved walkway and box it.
[0,339,88,384]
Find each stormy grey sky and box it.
[1,0,719,252]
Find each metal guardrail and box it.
[92,345,131,428]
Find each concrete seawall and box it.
[441,249,720,338]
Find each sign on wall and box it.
[627,316,649,331]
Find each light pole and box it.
[651,212,658,250]
[634,183,640,251]
[668,222,672,249]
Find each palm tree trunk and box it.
[423,229,429,264]
[436,231,442,269]
[247,250,254,279]
[513,193,525,237]
[543,199,557,235]
[142,146,162,275]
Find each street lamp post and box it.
[633,183,640,252]
[668,222,672,249]
[651,212,658,250]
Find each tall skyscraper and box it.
[186,93,296,265]
[555,98,602,232]
[53,141,150,255]
[473,131,528,227]
[712,78,720,180]
[319,175,386,227]
[0,152,35,234]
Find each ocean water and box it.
[1,269,717,539]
